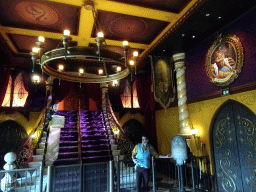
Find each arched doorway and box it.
[123,119,145,145]
[0,120,28,169]
[211,100,256,192]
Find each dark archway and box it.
[210,99,256,192]
[123,119,145,145]
[0,120,28,169]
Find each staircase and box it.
[52,110,113,165]
[54,110,80,166]
[81,110,113,163]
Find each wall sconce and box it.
[112,80,119,87]
[190,127,198,136]
[190,127,200,150]
[31,73,40,84]
[114,130,119,140]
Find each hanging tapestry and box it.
[150,55,175,109]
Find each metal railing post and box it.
[152,157,156,192]
[191,158,196,192]
[39,165,43,192]
[47,166,52,192]
[117,156,120,192]
[109,160,114,192]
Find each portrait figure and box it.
[206,35,243,86]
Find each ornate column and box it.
[173,53,190,135]
[101,82,108,111]
[45,76,56,109]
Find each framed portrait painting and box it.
[205,35,244,86]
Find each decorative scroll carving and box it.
[15,122,44,168]
[219,149,236,192]
[215,116,231,151]
[238,93,256,105]
[244,151,256,191]
[237,115,256,191]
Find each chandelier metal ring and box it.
[40,46,130,83]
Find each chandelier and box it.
[30,2,138,84]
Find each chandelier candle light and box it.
[30,3,139,84]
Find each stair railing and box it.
[77,109,82,164]
[15,106,47,169]
[105,93,134,158]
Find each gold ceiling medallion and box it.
[205,34,244,86]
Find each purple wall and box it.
[185,8,256,100]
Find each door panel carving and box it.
[233,104,256,192]
[212,100,256,192]
[212,102,243,192]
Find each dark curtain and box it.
[136,76,151,111]
[108,79,126,110]
[52,80,74,105]
[136,75,158,150]
[83,83,102,110]
[22,71,32,107]
[0,68,10,106]
[21,71,29,92]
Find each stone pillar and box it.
[101,83,108,111]
[173,53,190,135]
[1,152,17,191]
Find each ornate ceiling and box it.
[0,0,255,72]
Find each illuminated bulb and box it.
[112,80,118,86]
[123,41,128,46]
[79,68,84,74]
[38,36,45,42]
[32,47,39,53]
[133,51,138,57]
[129,60,135,66]
[58,65,64,71]
[114,130,119,135]
[116,66,121,72]
[98,69,103,74]
[97,32,104,38]
[63,29,70,36]
[190,128,198,136]
[32,74,40,83]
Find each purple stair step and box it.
[82,150,111,157]
[59,141,78,147]
[81,135,106,140]
[59,146,78,152]
[82,139,109,144]
[82,156,112,164]
[54,158,79,166]
[61,133,78,137]
[61,130,78,134]
[58,152,79,159]
[80,131,107,135]
[82,144,110,151]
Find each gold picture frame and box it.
[205,35,244,86]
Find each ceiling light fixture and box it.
[30,1,138,84]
